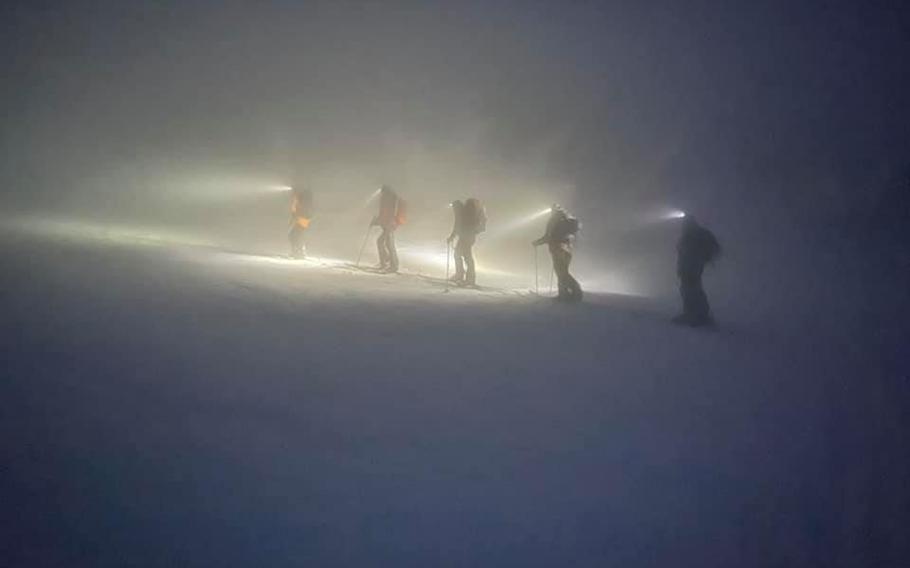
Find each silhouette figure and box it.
[288,187,313,259]
[448,198,486,286]
[674,215,720,327]
[533,205,582,302]
[372,185,404,273]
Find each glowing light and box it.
[212,252,349,268]
[2,216,215,249]
[400,246,448,269]
[397,244,515,277]
[660,209,686,220]
[576,273,644,297]
[484,207,552,240]
[267,185,293,193]
[364,187,382,207]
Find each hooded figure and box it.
[371,185,403,273]
[674,215,720,326]
[288,187,313,258]
[533,205,582,302]
[448,198,486,286]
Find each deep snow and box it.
[1,225,907,567]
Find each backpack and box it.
[464,198,487,233]
[702,229,721,263]
[559,215,581,237]
[549,214,580,243]
[395,198,408,226]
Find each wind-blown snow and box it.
[1,228,907,567]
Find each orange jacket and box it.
[291,195,312,228]
[377,192,401,228]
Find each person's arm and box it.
[532,221,550,246]
[447,214,458,243]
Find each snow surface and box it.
[1,225,907,567]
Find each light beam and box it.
[660,209,686,220]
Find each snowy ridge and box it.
[1,226,907,567]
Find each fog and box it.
[4,3,910,565]
[2,1,909,300]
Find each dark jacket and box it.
[677,223,720,276]
[534,210,574,247]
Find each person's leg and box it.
[453,238,465,280]
[564,251,582,301]
[701,283,711,322]
[289,225,302,257]
[463,236,476,285]
[376,230,388,268]
[298,227,307,258]
[387,229,399,272]
[692,273,711,324]
[678,272,700,323]
[679,276,691,316]
[552,247,570,299]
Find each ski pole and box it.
[355,224,372,267]
[445,239,451,293]
[534,245,539,296]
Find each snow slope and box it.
[1,227,907,567]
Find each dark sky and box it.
[1,0,908,240]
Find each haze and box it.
[3,2,907,291]
[2,2,909,565]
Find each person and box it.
[673,214,720,327]
[447,198,486,286]
[447,200,465,280]
[533,204,582,302]
[372,185,404,273]
[288,187,313,258]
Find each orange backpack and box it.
[395,198,408,226]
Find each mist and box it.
[4,1,907,290]
[3,2,910,565]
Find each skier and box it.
[447,200,465,279]
[447,197,486,286]
[288,186,313,259]
[533,204,582,302]
[371,185,405,273]
[673,214,720,327]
